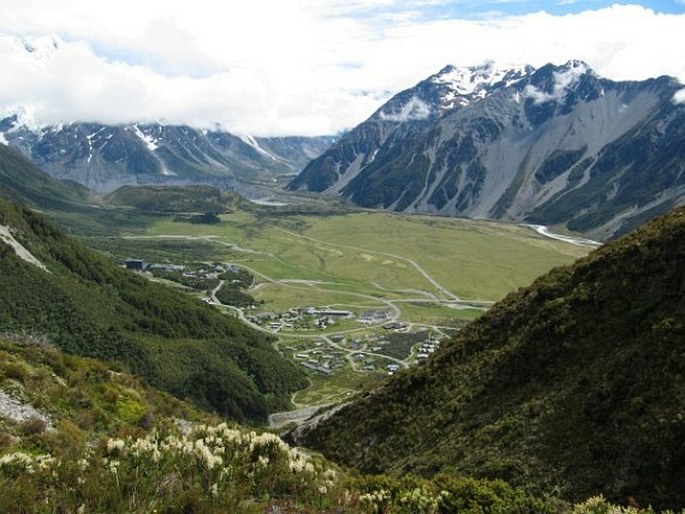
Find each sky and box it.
[0,1,683,136]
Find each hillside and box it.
[300,206,685,509]
[0,335,331,512]
[0,198,306,423]
[289,61,685,240]
[0,334,214,436]
[105,184,256,214]
[0,144,94,210]
[2,334,580,513]
[1,339,660,514]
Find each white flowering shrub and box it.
[571,495,685,514]
[0,422,342,512]
[351,473,559,514]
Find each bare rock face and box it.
[0,391,53,431]
[289,61,685,240]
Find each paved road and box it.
[209,280,224,304]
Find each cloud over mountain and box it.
[0,2,683,136]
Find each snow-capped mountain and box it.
[0,33,335,192]
[288,60,685,239]
[0,115,335,192]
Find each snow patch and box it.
[380,96,431,122]
[434,61,530,95]
[132,125,159,151]
[85,128,105,163]
[241,135,269,155]
[239,134,282,161]
[0,225,50,272]
[0,132,7,145]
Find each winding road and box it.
[126,229,492,427]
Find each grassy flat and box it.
[146,210,589,304]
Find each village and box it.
[125,257,446,380]
[281,330,442,377]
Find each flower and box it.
[106,439,125,454]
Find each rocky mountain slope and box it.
[0,113,334,193]
[289,61,685,240]
[300,206,685,509]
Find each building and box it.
[300,362,333,376]
[124,259,145,271]
[304,307,352,317]
[358,310,390,324]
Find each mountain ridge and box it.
[0,113,335,193]
[288,61,685,240]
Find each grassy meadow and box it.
[143,210,589,305]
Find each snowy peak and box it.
[376,62,536,123]
[430,61,535,110]
[433,62,534,94]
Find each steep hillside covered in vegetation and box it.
[0,144,93,210]
[0,334,578,513]
[0,335,329,512]
[301,207,685,509]
[0,198,306,423]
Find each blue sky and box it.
[428,0,684,17]
[332,0,684,22]
[0,1,683,135]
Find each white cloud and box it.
[523,60,590,104]
[523,85,555,104]
[674,88,685,104]
[0,2,683,135]
[379,96,432,121]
